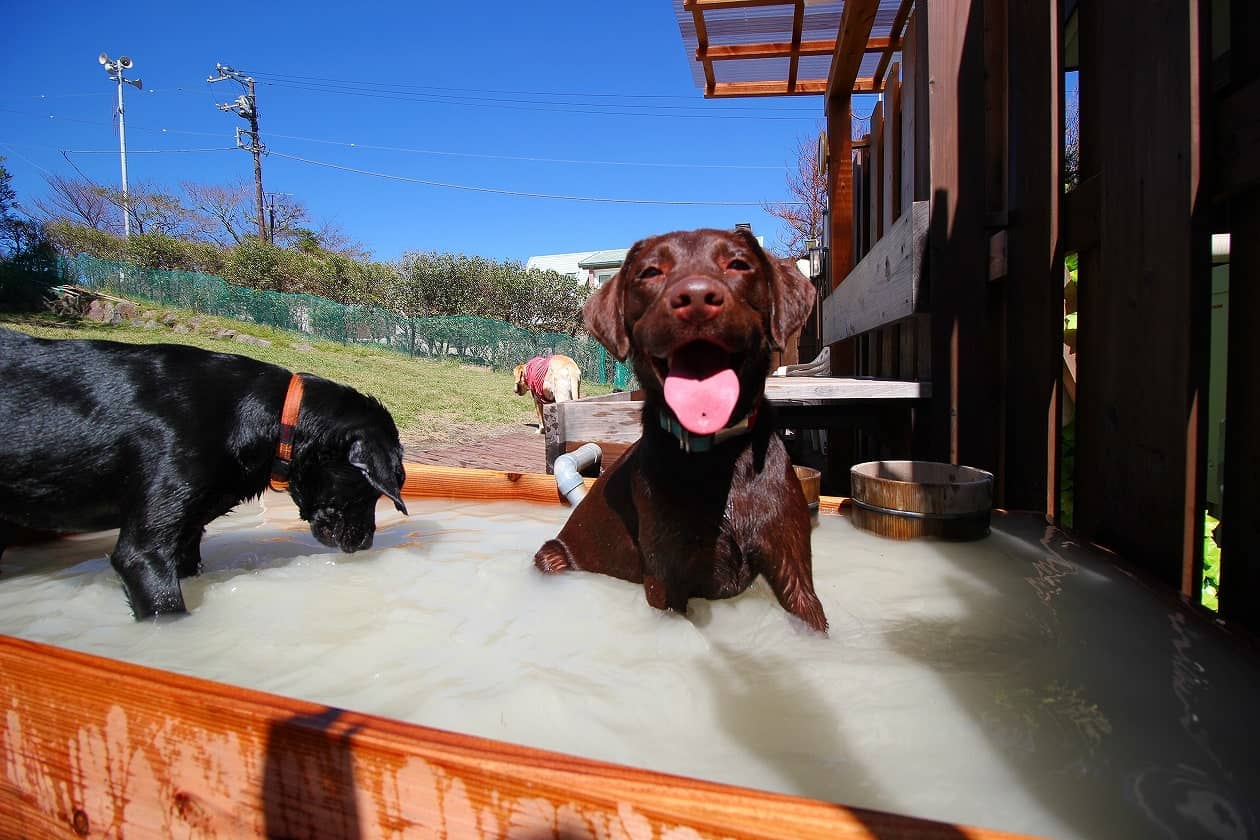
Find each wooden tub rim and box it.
[850,459,995,489]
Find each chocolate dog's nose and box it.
[670,277,725,324]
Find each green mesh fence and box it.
[59,254,636,388]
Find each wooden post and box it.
[1000,0,1062,515]
[924,0,997,471]
[1219,192,1260,630]
[1072,0,1210,591]
[869,102,885,242]
[883,63,903,230]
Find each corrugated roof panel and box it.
[674,0,910,95]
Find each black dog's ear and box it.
[348,438,408,515]
[583,242,639,361]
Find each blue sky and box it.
[0,1,851,263]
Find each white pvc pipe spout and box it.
[554,443,602,506]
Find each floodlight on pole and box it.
[99,52,142,238]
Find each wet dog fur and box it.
[532,228,828,632]
[0,328,407,619]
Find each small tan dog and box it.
[514,354,582,433]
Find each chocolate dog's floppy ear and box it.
[730,228,815,350]
[583,242,639,361]
[769,257,817,350]
[348,437,408,514]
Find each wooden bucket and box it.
[849,460,993,540]
[793,464,822,516]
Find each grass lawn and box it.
[0,310,612,448]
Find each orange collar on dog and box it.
[269,374,304,491]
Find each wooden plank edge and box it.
[401,464,851,519]
[0,634,1030,839]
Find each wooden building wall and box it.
[822,0,1260,633]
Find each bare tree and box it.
[96,182,193,237]
[183,181,252,245]
[1064,91,1081,191]
[33,174,114,231]
[311,221,369,259]
[763,125,828,257]
[266,194,311,247]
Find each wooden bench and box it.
[543,377,931,474]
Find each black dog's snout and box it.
[670,277,725,324]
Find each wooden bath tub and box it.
[0,464,1025,839]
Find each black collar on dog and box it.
[658,399,760,454]
[269,374,305,491]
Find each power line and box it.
[248,70,820,112]
[256,81,818,120]
[61,146,236,154]
[268,150,795,207]
[1,109,792,171]
[264,131,785,171]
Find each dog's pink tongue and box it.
[663,344,739,435]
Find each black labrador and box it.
[0,328,408,619]
[532,228,828,632]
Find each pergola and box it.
[673,0,909,98]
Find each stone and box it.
[85,300,115,324]
[234,334,272,347]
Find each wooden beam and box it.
[1072,0,1209,591]
[685,0,796,9]
[822,202,930,345]
[869,101,885,242]
[1214,77,1260,201]
[873,0,916,89]
[708,79,828,97]
[883,63,903,230]
[900,7,929,209]
[788,0,804,92]
[1219,192,1260,633]
[1000,0,1063,516]
[825,0,881,101]
[1062,174,1100,252]
[698,36,898,62]
[708,78,880,98]
[690,3,716,95]
[923,0,997,471]
[826,95,854,288]
[700,39,837,61]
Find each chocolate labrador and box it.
[0,328,408,619]
[533,228,828,632]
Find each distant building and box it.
[528,230,767,290]
[527,248,629,289]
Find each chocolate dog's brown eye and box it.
[727,258,752,271]
[638,266,663,280]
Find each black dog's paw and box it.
[534,540,575,574]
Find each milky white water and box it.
[1,493,1257,839]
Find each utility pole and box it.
[209,64,267,242]
[265,191,292,242]
[98,52,142,237]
